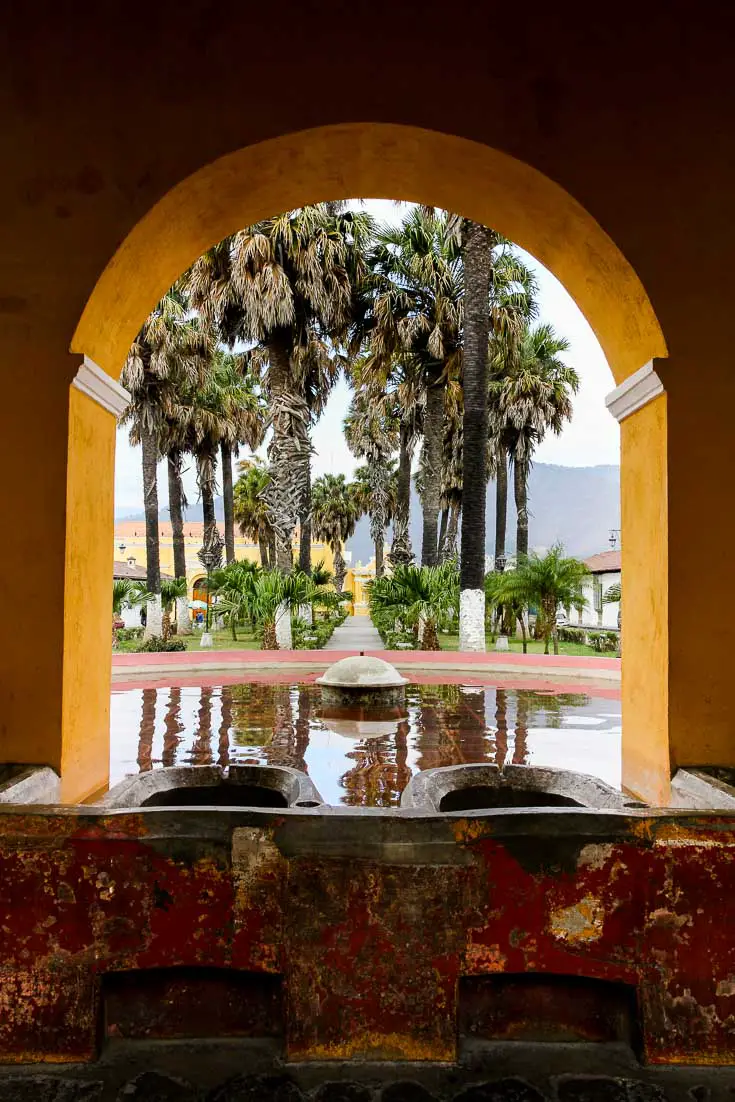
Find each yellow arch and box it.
[72,123,666,384]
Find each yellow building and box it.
[113,520,340,607]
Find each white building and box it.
[576,550,621,630]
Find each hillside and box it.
[116,462,621,563]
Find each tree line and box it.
[121,202,579,646]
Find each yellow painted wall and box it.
[61,387,116,802]
[620,393,670,804]
[9,9,735,804]
[114,527,338,593]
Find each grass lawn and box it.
[438,633,617,658]
[114,628,263,653]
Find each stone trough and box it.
[401,763,641,812]
[99,763,323,809]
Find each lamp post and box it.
[609,529,621,551]
[197,526,224,647]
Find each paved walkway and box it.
[322,614,383,651]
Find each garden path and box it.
[322,614,383,651]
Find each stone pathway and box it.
[323,614,383,651]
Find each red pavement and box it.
[113,648,619,670]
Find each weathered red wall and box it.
[0,808,733,1066]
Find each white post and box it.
[144,595,163,639]
[275,602,293,649]
[459,589,486,652]
[176,595,192,635]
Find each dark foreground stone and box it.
[556,1081,668,1102]
[117,1071,199,1100]
[453,1080,547,1102]
[207,1074,303,1102]
[0,1078,103,1102]
[380,1084,437,1102]
[312,1084,373,1102]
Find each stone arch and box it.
[66,122,670,804]
[72,123,666,385]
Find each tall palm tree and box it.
[312,473,360,591]
[184,205,373,574]
[120,291,209,635]
[233,458,276,568]
[352,354,423,568]
[367,209,462,567]
[344,384,398,577]
[174,349,263,552]
[489,323,578,560]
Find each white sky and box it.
[114,198,619,517]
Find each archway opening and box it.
[64,124,668,806]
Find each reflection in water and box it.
[113,682,622,806]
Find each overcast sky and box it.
[114,199,619,517]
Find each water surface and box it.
[110,682,621,806]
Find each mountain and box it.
[348,463,621,565]
[116,462,620,563]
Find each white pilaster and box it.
[605,362,663,423]
[72,356,130,417]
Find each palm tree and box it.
[489,323,578,560]
[184,205,374,574]
[120,291,209,635]
[311,473,360,592]
[344,385,398,577]
[209,559,261,641]
[233,458,276,568]
[174,349,263,553]
[367,209,462,567]
[351,354,423,568]
[502,545,589,655]
[250,570,315,650]
[160,577,188,641]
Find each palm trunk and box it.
[221,440,235,565]
[162,686,182,767]
[198,450,217,543]
[167,450,187,580]
[266,334,305,574]
[298,460,312,575]
[421,375,444,567]
[494,449,508,571]
[391,424,414,566]
[263,619,278,650]
[258,534,271,570]
[446,504,460,558]
[268,531,277,572]
[138,688,156,773]
[460,219,492,590]
[375,533,384,578]
[333,544,346,591]
[141,425,161,595]
[514,456,529,560]
[437,508,449,561]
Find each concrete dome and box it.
[317,656,408,689]
[320,717,403,740]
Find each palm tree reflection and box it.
[137,688,156,773]
[162,686,184,767]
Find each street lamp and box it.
[197,526,224,637]
[609,529,621,551]
[118,542,126,557]
[496,552,506,573]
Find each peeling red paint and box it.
[0,809,733,1065]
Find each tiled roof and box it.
[583,550,621,573]
[113,560,172,581]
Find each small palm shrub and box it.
[368,563,459,650]
[557,626,587,644]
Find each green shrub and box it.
[116,626,144,642]
[135,636,187,653]
[587,630,618,653]
[558,626,586,643]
